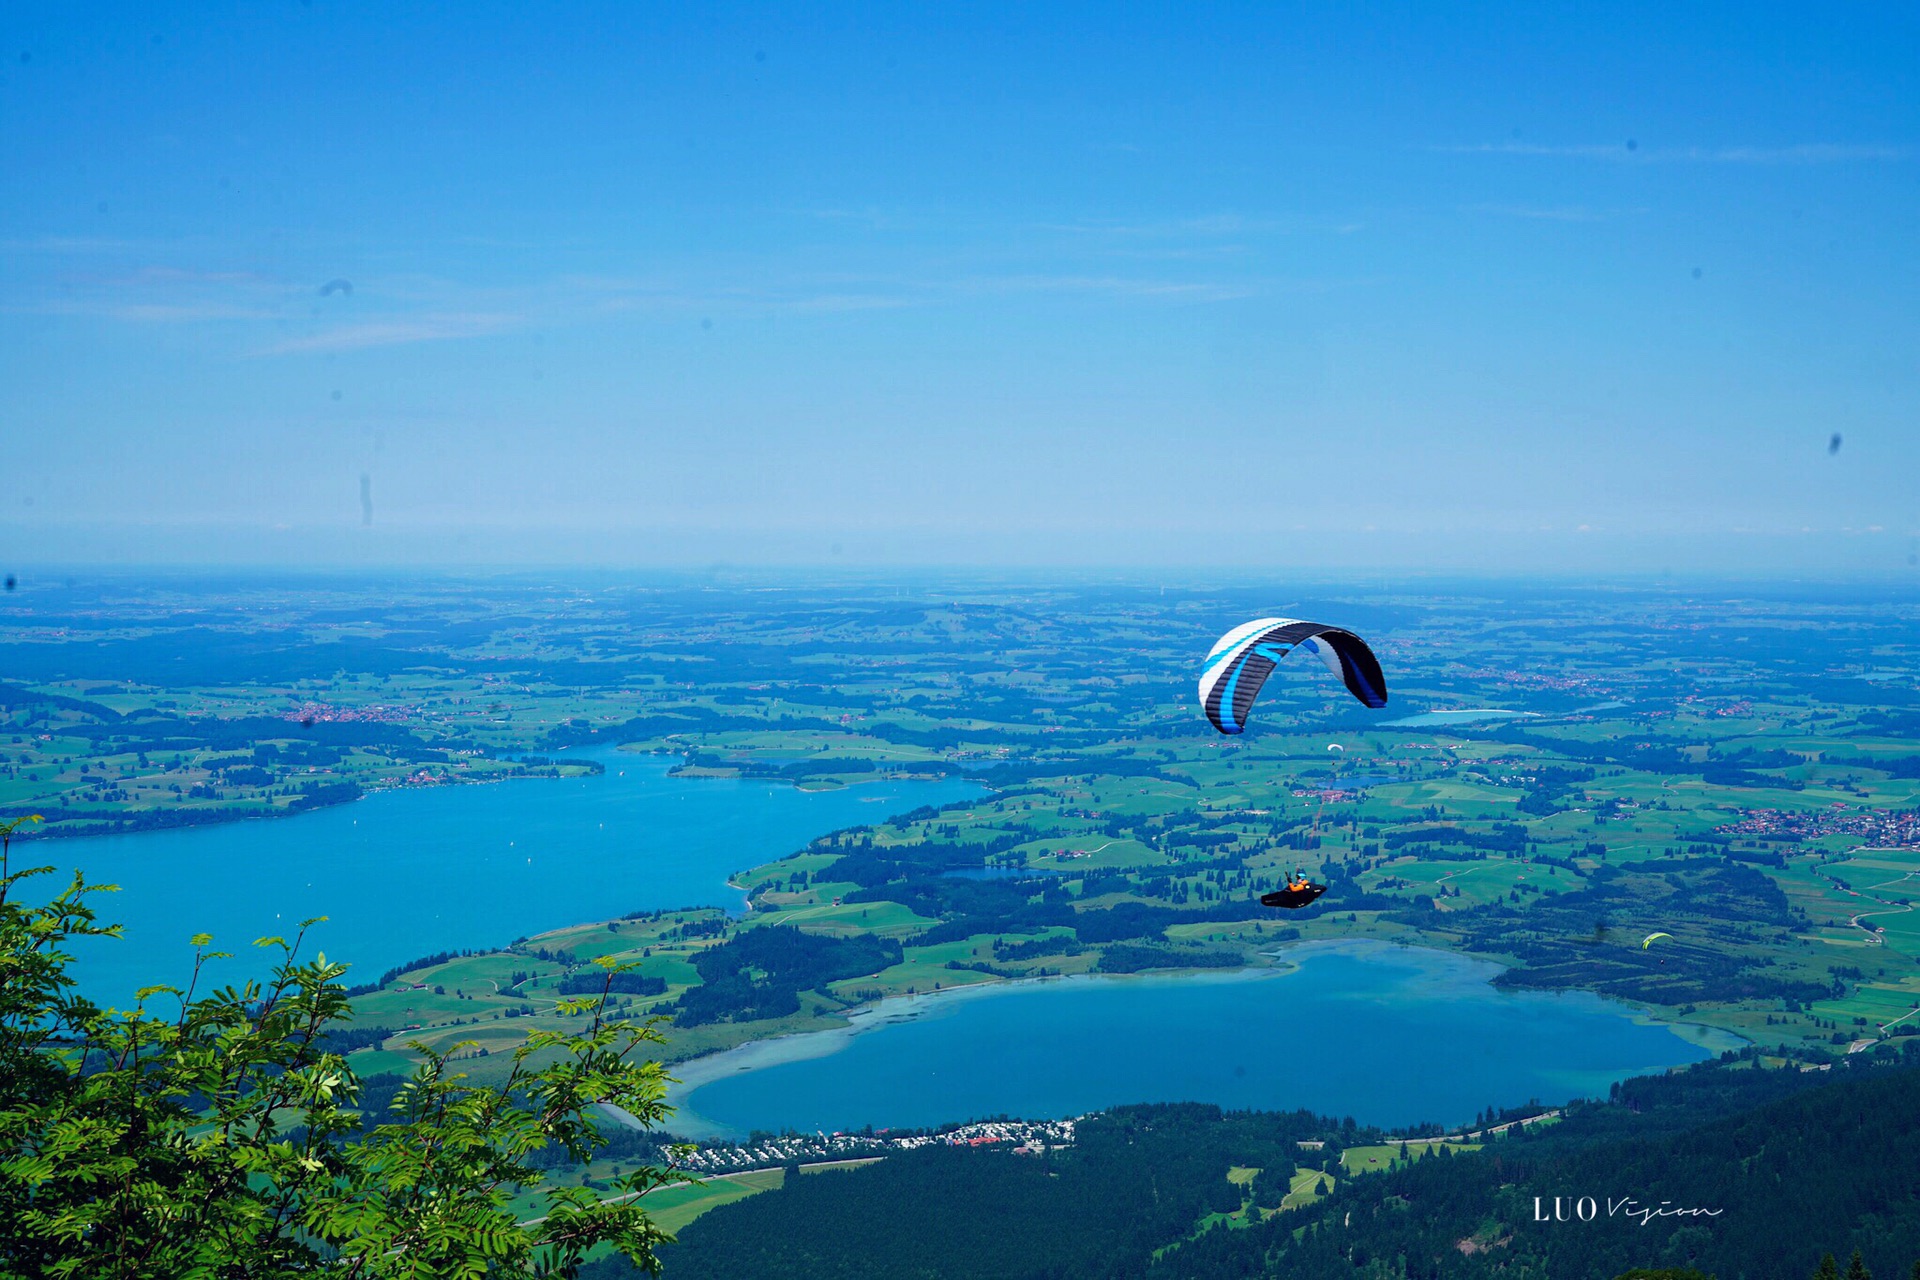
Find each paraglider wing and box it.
[1261,882,1328,910]
[1199,617,1388,735]
[1641,931,1674,949]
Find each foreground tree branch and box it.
[0,832,683,1279]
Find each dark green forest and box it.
[584,1049,1920,1280]
[671,926,903,1026]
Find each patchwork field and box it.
[7,577,1920,1130]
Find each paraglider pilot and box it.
[1261,871,1328,911]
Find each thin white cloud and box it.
[539,269,1246,312]
[1036,214,1289,237]
[0,235,150,255]
[111,265,278,287]
[1098,244,1253,261]
[1464,203,1643,222]
[263,312,521,353]
[774,292,917,314]
[6,232,1253,358]
[1435,141,1910,164]
[1701,144,1908,163]
[105,302,279,322]
[955,274,1254,301]
[15,298,278,323]
[803,207,910,230]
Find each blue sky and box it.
[3,3,1916,572]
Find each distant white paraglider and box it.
[1327,743,1344,754]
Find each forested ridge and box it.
[1157,1048,1920,1280]
[672,926,903,1026]
[648,1102,1352,1280]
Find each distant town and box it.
[672,1118,1079,1175]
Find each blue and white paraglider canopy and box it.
[1198,617,1388,735]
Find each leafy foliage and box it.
[0,823,681,1279]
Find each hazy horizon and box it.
[8,547,1920,590]
[4,528,1920,578]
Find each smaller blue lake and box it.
[42,753,979,1004]
[669,942,1733,1138]
[1384,709,1540,727]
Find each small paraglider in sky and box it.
[318,278,354,297]
[1828,432,1843,456]
[1262,872,1328,911]
[1642,932,1673,949]
[1327,743,1344,754]
[1198,618,1389,735]
[2,574,14,591]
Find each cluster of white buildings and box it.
[1717,804,1920,849]
[673,1118,1078,1173]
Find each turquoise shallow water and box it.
[670,942,1734,1137]
[41,752,979,1004]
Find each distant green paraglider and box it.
[1641,932,1673,949]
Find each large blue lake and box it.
[669,942,1735,1138]
[44,752,980,1004]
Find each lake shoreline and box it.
[26,738,964,846]
[20,760,604,843]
